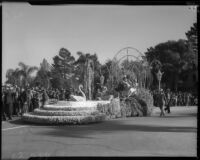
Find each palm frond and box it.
[18,62,28,71]
[27,66,38,75]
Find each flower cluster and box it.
[22,113,106,125]
[33,109,99,116]
[22,100,111,125]
[48,99,58,104]
[135,88,154,116]
[42,105,97,111]
[97,98,121,119]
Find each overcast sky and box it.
[2,2,197,83]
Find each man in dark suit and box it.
[2,89,7,121]
[157,89,166,117]
[21,88,28,114]
[41,89,49,108]
[5,87,14,120]
[165,89,171,113]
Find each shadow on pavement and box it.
[35,119,197,138]
[7,111,197,139]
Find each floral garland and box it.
[42,105,97,111]
[22,100,110,125]
[33,109,99,116]
[22,113,106,124]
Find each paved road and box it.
[2,106,197,158]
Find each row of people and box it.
[2,86,49,121]
[2,85,85,121]
[152,89,197,107]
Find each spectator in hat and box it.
[41,89,49,108]
[21,88,28,113]
[164,89,171,113]
[2,89,7,121]
[13,87,20,116]
[157,88,166,117]
[5,87,14,120]
[65,88,71,101]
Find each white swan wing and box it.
[70,95,85,101]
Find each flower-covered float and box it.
[22,89,110,125]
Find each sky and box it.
[2,2,197,83]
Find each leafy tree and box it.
[5,68,21,86]
[185,22,197,68]
[145,39,195,91]
[101,59,112,86]
[16,62,38,88]
[51,48,75,90]
[52,48,75,79]
[33,59,52,89]
[74,52,101,94]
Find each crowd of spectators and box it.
[151,89,198,108]
[2,83,198,121]
[2,84,82,121]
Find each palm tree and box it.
[6,69,15,85]
[17,62,38,87]
[6,68,22,86]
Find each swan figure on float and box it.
[70,84,86,101]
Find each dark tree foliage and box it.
[145,38,196,91]
[33,59,52,89]
[74,51,101,98]
[50,48,75,90]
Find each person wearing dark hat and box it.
[21,88,28,113]
[41,89,49,108]
[2,88,7,121]
[159,89,167,116]
[65,88,71,101]
[164,89,171,113]
[5,87,14,120]
[13,87,20,116]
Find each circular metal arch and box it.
[113,47,144,62]
[109,47,146,90]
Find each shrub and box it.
[120,97,143,117]
[119,88,154,117]
[134,88,154,116]
[97,98,121,119]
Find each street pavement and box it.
[2,106,197,158]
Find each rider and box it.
[121,75,137,97]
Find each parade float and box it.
[22,59,111,124]
[22,100,110,125]
[22,47,154,124]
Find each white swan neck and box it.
[79,85,86,100]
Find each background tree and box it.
[51,48,75,90]
[185,22,197,69]
[101,59,112,87]
[5,68,21,86]
[16,62,38,88]
[145,39,195,91]
[73,52,101,98]
[33,59,52,89]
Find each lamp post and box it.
[156,69,163,91]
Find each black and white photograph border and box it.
[1,1,198,159]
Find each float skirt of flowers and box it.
[22,113,106,124]
[33,109,100,116]
[22,100,109,125]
